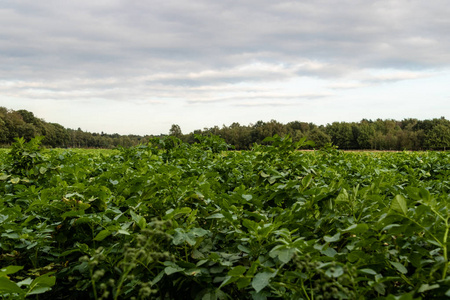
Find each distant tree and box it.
[357,121,375,149]
[307,128,331,148]
[425,123,450,150]
[250,121,267,144]
[169,124,183,139]
[326,122,355,149]
[287,121,311,133]
[0,106,448,150]
[16,110,36,123]
[0,118,9,144]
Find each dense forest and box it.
[1,106,449,150]
[0,107,148,148]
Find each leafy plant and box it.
[0,135,449,299]
[0,266,55,299]
[7,136,45,177]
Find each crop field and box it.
[0,135,449,299]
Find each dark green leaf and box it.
[389,261,407,274]
[391,195,408,215]
[0,277,24,295]
[252,272,276,293]
[93,229,111,241]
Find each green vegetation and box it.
[1,135,449,299]
[1,106,450,150]
[0,107,147,148]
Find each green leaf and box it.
[405,187,421,201]
[93,229,111,241]
[0,277,24,295]
[359,268,377,275]
[252,272,276,293]
[27,286,52,295]
[0,265,24,277]
[164,262,185,275]
[342,223,369,234]
[173,228,208,246]
[10,177,20,184]
[65,192,84,199]
[391,195,408,215]
[324,232,341,243]
[130,210,147,229]
[117,229,130,235]
[27,272,56,295]
[418,283,439,293]
[238,244,251,254]
[190,228,209,237]
[228,266,246,277]
[336,189,349,202]
[260,171,270,178]
[30,272,56,290]
[2,232,20,239]
[206,213,224,219]
[247,262,259,277]
[389,261,407,274]
[418,188,431,203]
[325,266,344,278]
[251,290,269,300]
[201,289,228,300]
[164,266,184,275]
[373,282,386,295]
[381,224,402,232]
[236,277,252,289]
[269,245,296,264]
[301,174,313,189]
[151,270,165,285]
[17,278,33,287]
[220,276,239,289]
[277,248,296,263]
[321,247,337,258]
[164,207,192,220]
[172,229,187,245]
[242,194,253,201]
[136,218,146,230]
[397,292,415,300]
[242,219,258,232]
[61,210,85,218]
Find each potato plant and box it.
[0,136,449,299]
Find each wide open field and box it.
[1,136,449,299]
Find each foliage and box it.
[1,106,450,150]
[0,135,449,299]
[7,136,45,176]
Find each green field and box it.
[0,136,449,299]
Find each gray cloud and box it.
[234,102,302,108]
[1,0,450,125]
[187,92,329,104]
[2,1,449,78]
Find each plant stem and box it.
[300,279,311,300]
[90,268,98,300]
[442,221,449,280]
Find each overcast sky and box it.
[1,1,449,135]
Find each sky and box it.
[1,0,449,136]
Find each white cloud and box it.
[0,0,449,134]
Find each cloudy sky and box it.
[1,1,449,135]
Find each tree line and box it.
[1,106,449,150]
[171,117,450,151]
[0,107,147,148]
